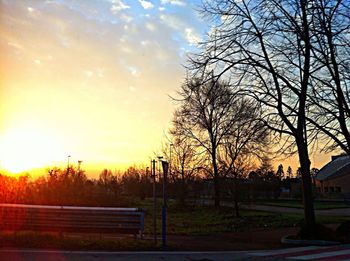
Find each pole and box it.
[77,160,82,174]
[161,161,169,249]
[169,144,173,180]
[152,159,157,245]
[67,155,71,175]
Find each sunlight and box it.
[0,126,65,174]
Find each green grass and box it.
[255,199,350,210]
[134,199,349,236]
[1,200,349,250]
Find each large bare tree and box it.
[307,0,350,154]
[173,78,236,207]
[218,98,268,217]
[190,0,317,229]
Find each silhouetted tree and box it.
[173,78,236,207]
[287,166,293,178]
[163,134,202,205]
[218,98,268,216]
[276,164,285,181]
[190,0,317,229]
[306,1,350,154]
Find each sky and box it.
[0,0,208,176]
[0,0,331,177]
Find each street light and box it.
[169,144,173,178]
[67,155,71,168]
[157,156,163,182]
[77,160,82,174]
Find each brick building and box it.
[315,155,350,198]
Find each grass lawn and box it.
[0,199,348,250]
[135,199,349,236]
[255,199,350,209]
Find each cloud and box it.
[145,22,156,32]
[110,0,130,14]
[160,14,201,45]
[160,0,186,6]
[160,14,181,30]
[120,13,133,23]
[139,0,154,9]
[184,28,201,45]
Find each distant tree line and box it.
[0,161,310,212]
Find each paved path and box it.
[247,244,350,260]
[1,246,350,260]
[196,199,350,216]
[241,204,350,216]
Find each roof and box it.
[316,155,350,181]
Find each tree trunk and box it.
[296,138,316,232]
[212,150,220,207]
[179,170,186,205]
[234,177,240,217]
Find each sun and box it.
[0,126,65,174]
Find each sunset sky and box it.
[0,0,330,177]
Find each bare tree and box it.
[218,98,268,217]
[173,78,236,207]
[190,0,317,229]
[307,0,350,154]
[163,133,202,205]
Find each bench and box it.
[0,203,145,238]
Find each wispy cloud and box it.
[161,0,186,6]
[110,0,130,14]
[139,0,154,9]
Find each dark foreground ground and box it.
[0,227,296,251]
[166,227,297,251]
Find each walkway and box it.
[248,244,350,260]
[241,204,350,216]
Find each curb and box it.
[281,235,341,246]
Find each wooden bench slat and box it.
[0,204,145,236]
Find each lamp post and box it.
[77,160,82,174]
[157,156,163,182]
[67,155,71,174]
[161,160,169,248]
[151,159,157,245]
[169,144,173,179]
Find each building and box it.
[315,155,350,198]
